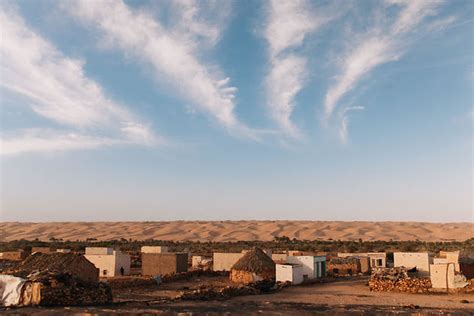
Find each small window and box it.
[377,259,383,266]
[103,269,108,276]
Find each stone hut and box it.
[230,248,275,284]
[13,253,99,284]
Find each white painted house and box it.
[276,263,304,285]
[286,255,326,280]
[85,247,131,277]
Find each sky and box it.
[0,0,472,222]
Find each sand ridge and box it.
[0,221,472,242]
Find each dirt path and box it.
[3,278,473,314]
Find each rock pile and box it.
[161,270,228,283]
[176,280,278,301]
[369,267,431,293]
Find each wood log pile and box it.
[23,270,112,306]
[369,267,431,293]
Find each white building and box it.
[85,247,131,277]
[276,263,304,285]
[286,255,326,279]
[393,252,433,276]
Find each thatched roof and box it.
[231,248,275,273]
[12,253,98,283]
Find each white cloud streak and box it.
[264,0,339,138]
[168,0,231,49]
[1,129,119,155]
[324,0,447,118]
[0,4,159,155]
[338,106,364,143]
[65,0,254,138]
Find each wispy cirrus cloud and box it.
[0,4,160,156]
[65,0,255,139]
[263,0,340,138]
[168,0,232,49]
[338,106,365,144]
[324,0,450,119]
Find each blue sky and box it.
[0,0,472,222]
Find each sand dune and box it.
[0,221,472,242]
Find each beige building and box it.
[433,251,460,272]
[272,253,288,263]
[0,250,28,261]
[337,252,386,269]
[85,247,130,277]
[142,253,188,276]
[213,252,245,271]
[393,252,433,276]
[141,246,168,254]
[430,263,468,289]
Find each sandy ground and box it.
[3,278,473,314]
[1,221,472,242]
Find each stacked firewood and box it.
[23,270,113,306]
[38,281,113,306]
[369,267,431,293]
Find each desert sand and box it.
[0,221,472,242]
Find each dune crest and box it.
[1,221,472,242]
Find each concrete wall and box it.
[272,253,288,263]
[114,251,131,276]
[142,253,188,276]
[430,264,469,289]
[85,247,113,255]
[141,246,168,254]
[393,252,432,275]
[213,253,245,271]
[0,251,28,261]
[435,251,460,272]
[276,264,303,285]
[85,250,130,277]
[85,254,116,277]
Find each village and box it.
[0,241,473,314]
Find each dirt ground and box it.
[3,277,474,315]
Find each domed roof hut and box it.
[230,248,275,284]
